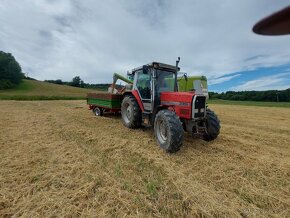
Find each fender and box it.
[123,90,144,111]
[132,90,144,112]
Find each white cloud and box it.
[0,0,290,84]
[208,74,241,85]
[232,72,290,91]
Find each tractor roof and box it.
[131,62,179,73]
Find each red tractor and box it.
[119,58,220,153]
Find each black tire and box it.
[203,109,220,141]
[93,107,103,116]
[154,110,184,153]
[121,96,142,128]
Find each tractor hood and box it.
[160,91,207,120]
[160,92,194,106]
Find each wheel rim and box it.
[95,107,101,116]
[156,119,167,144]
[123,103,132,124]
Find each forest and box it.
[209,89,290,102]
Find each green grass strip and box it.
[209,99,290,108]
[0,95,86,101]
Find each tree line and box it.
[0,51,24,89]
[45,77,122,91]
[45,76,85,88]
[209,89,290,102]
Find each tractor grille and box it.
[192,95,206,119]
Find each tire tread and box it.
[154,110,184,153]
[121,96,142,129]
[203,108,221,141]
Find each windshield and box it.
[156,70,175,93]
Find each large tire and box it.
[121,96,142,128]
[154,110,184,153]
[203,109,220,141]
[93,107,103,116]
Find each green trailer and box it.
[161,74,209,98]
[178,75,209,99]
[178,75,207,91]
[156,74,208,93]
[87,93,122,116]
[87,72,133,116]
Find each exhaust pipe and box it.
[175,57,180,91]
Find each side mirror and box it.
[143,65,149,74]
[184,73,188,81]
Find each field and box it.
[0,80,91,100]
[0,100,289,217]
[209,99,290,108]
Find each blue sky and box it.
[0,0,290,92]
[209,63,290,92]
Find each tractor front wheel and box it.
[154,110,184,153]
[203,109,220,141]
[121,96,141,128]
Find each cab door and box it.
[134,70,152,112]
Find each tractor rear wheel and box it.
[121,96,141,128]
[154,110,184,153]
[203,109,220,141]
[93,107,103,116]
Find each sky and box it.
[0,0,290,92]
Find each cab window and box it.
[156,70,175,93]
[136,71,151,99]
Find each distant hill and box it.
[0,79,96,100]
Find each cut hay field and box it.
[0,100,289,217]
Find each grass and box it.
[209,99,290,108]
[0,79,95,100]
[0,101,289,216]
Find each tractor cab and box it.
[129,62,178,114]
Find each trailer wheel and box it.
[203,109,220,141]
[154,110,184,153]
[121,96,141,128]
[93,107,103,116]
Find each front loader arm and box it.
[111,73,133,93]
